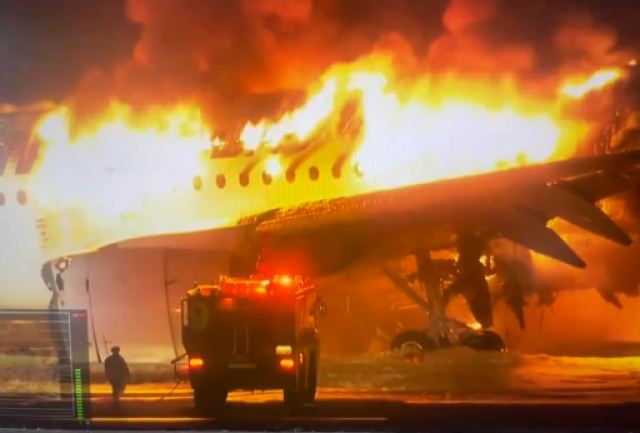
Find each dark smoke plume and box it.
[55,0,638,131]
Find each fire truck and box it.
[180,274,321,412]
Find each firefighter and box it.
[104,346,131,402]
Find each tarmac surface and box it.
[1,382,640,431]
[2,350,640,431]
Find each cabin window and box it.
[262,171,272,185]
[16,190,27,205]
[286,169,296,183]
[192,176,202,191]
[239,172,249,187]
[215,174,226,189]
[309,166,319,181]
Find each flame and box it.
[29,55,619,259]
[233,58,585,188]
[34,103,211,208]
[468,322,483,331]
[264,156,283,176]
[560,68,624,99]
[346,71,568,189]
[31,102,215,256]
[239,78,338,150]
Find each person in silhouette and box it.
[104,346,130,401]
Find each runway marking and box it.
[279,417,387,422]
[92,416,387,423]
[93,417,209,423]
[91,396,192,402]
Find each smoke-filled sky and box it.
[1,0,639,128]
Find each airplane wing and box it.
[253,150,640,272]
[115,150,640,274]
[112,149,640,328]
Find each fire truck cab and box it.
[181,274,320,412]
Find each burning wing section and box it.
[89,150,640,335]
[253,150,640,330]
[255,150,640,269]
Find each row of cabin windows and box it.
[0,190,27,206]
[208,165,346,190]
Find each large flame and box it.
[29,57,625,259]
[230,58,593,188]
[31,103,216,256]
[560,68,624,99]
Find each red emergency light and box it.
[214,275,299,299]
[279,357,295,371]
[273,274,293,286]
[189,356,204,371]
[217,277,270,298]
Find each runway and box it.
[3,350,640,431]
[9,387,640,431]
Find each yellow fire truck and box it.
[180,274,321,413]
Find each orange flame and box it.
[32,102,216,256]
[29,56,620,259]
[240,78,338,151]
[560,68,624,99]
[232,58,586,188]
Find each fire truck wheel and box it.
[283,383,302,409]
[193,385,228,414]
[284,348,316,409]
[302,350,317,404]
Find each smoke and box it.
[42,0,640,310]
[48,0,636,132]
[67,0,446,130]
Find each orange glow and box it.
[29,54,621,261]
[560,68,624,99]
[240,78,337,151]
[175,362,190,380]
[32,102,218,259]
[279,357,295,371]
[220,297,235,310]
[264,156,282,176]
[467,322,483,331]
[229,56,590,192]
[278,275,293,286]
[189,357,204,370]
[275,345,293,355]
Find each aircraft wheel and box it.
[459,330,505,352]
[390,330,436,362]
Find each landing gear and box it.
[390,327,505,356]
[459,329,505,352]
[390,330,436,361]
[387,240,507,358]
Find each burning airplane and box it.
[1,0,640,356]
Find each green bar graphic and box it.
[74,368,84,419]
